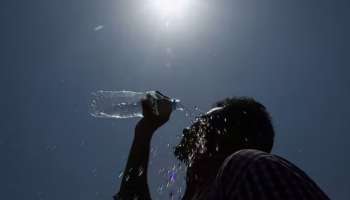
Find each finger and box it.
[155,91,171,100]
[141,99,153,114]
[158,98,171,106]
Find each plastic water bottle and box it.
[89,90,184,119]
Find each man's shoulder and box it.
[219,149,296,179]
[210,150,274,199]
[223,149,272,166]
[230,148,270,158]
[217,149,272,183]
[219,149,314,190]
[211,149,330,200]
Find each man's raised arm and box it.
[115,97,172,200]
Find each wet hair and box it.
[174,97,274,164]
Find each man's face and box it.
[174,107,224,165]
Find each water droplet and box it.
[47,145,57,152]
[125,175,130,181]
[138,167,144,176]
[158,168,165,174]
[118,171,124,178]
[151,147,158,157]
[169,191,174,199]
[244,137,249,142]
[157,185,164,194]
[215,145,219,152]
[169,171,176,182]
[93,25,104,31]
[91,168,97,176]
[177,187,183,195]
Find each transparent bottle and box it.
[89,90,183,119]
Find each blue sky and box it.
[1,0,350,199]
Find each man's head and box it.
[174,97,274,166]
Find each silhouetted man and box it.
[115,95,329,200]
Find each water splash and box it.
[177,103,204,123]
[156,161,186,199]
[93,25,104,31]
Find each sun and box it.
[149,0,191,20]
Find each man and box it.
[115,94,330,200]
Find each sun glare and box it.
[150,0,190,20]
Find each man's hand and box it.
[136,91,173,138]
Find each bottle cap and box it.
[171,99,181,110]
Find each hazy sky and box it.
[2,0,350,199]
